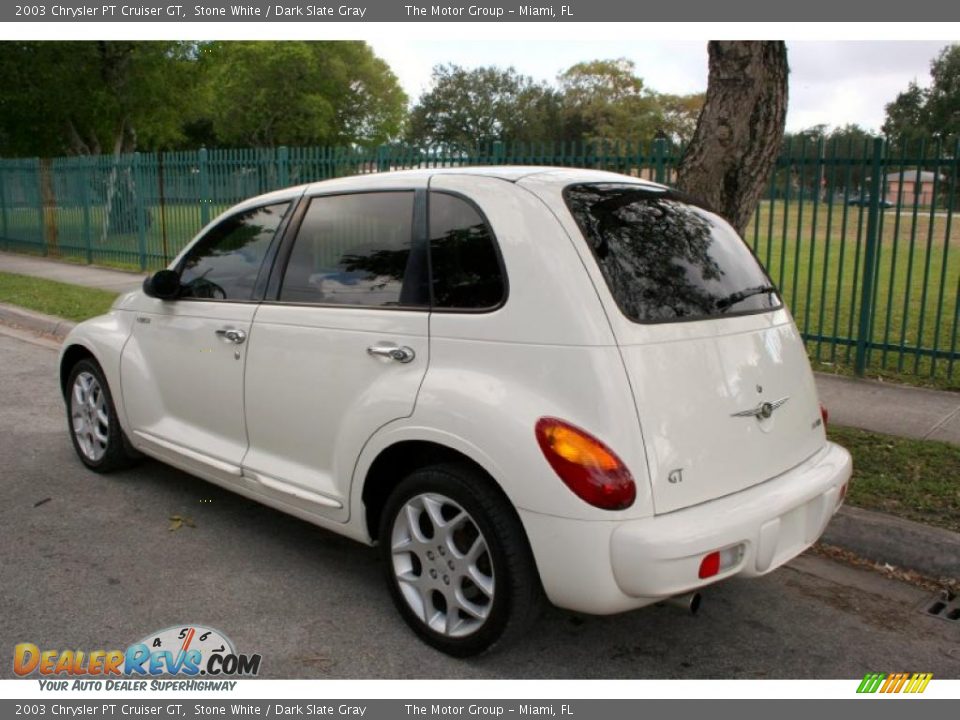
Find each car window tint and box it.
[564,183,781,323]
[429,192,505,309]
[280,192,419,307]
[179,203,289,301]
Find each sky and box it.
[368,39,953,133]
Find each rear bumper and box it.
[519,441,852,614]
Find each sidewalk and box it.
[816,373,960,446]
[0,250,146,293]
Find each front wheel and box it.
[379,463,543,657]
[66,359,139,473]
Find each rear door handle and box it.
[215,328,247,344]
[367,343,415,363]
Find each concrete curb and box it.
[0,303,75,340]
[822,505,960,580]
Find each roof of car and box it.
[301,166,666,192]
[226,166,666,215]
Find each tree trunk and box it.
[676,41,788,235]
[40,157,59,257]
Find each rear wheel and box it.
[66,359,138,473]
[379,463,543,657]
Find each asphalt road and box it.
[1,329,958,680]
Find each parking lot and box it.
[1,329,958,679]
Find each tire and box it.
[379,462,543,657]
[65,359,139,473]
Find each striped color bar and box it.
[857,672,933,693]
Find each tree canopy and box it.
[883,44,960,144]
[199,41,407,148]
[0,40,407,157]
[404,64,561,149]
[557,59,665,144]
[404,59,704,151]
[0,41,196,157]
[1,43,708,158]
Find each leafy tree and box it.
[200,41,406,148]
[657,93,706,146]
[883,44,960,143]
[557,59,664,144]
[405,64,562,149]
[0,41,197,157]
[405,59,702,151]
[882,82,928,145]
[778,124,874,200]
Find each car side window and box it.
[279,192,423,307]
[179,203,290,301]
[429,192,505,309]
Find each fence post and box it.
[0,162,8,244]
[653,137,666,184]
[36,158,48,256]
[198,147,210,227]
[133,152,147,270]
[376,145,390,173]
[854,137,885,376]
[81,158,92,264]
[277,145,290,188]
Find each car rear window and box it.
[563,183,781,323]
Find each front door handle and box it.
[215,328,247,344]
[367,343,415,363]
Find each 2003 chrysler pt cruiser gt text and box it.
[59,167,852,656]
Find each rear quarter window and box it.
[428,192,505,310]
[563,183,781,323]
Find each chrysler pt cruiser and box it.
[60,167,852,656]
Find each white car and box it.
[60,167,852,656]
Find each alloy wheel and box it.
[390,492,495,638]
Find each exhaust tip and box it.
[663,591,702,615]
[689,591,701,616]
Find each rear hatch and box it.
[560,182,826,514]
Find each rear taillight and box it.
[698,545,744,579]
[820,403,829,429]
[535,418,636,510]
[699,552,721,579]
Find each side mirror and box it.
[143,269,181,300]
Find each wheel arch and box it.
[59,343,100,398]
[357,434,519,545]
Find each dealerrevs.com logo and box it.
[14,625,261,690]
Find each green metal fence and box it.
[0,139,958,385]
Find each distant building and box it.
[886,170,943,206]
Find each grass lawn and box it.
[829,425,960,533]
[750,201,960,390]
[0,272,118,323]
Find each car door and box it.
[120,201,292,478]
[242,188,430,522]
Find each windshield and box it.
[563,183,781,323]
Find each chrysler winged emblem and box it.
[731,397,789,420]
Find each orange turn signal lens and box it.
[540,422,621,472]
[535,417,636,510]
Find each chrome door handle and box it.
[215,328,247,344]
[367,343,415,363]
